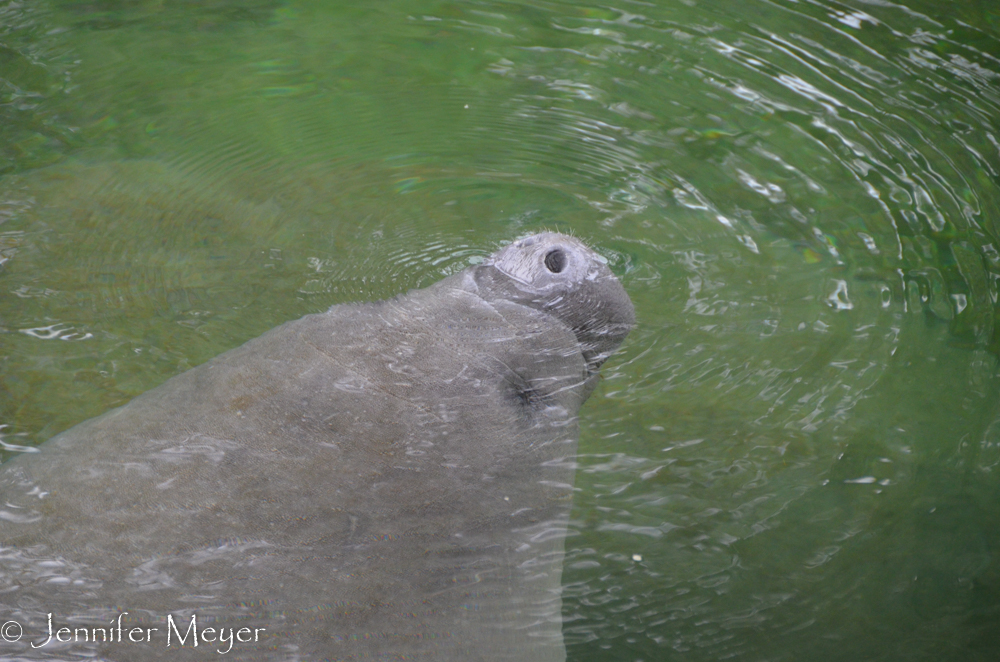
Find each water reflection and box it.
[1,0,999,659]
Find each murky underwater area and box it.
[1,0,999,659]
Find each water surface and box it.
[2,0,999,660]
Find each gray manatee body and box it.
[0,232,633,661]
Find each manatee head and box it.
[477,232,635,371]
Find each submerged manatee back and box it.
[0,232,633,661]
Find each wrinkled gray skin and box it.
[0,232,633,661]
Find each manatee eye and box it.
[544,249,567,274]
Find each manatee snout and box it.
[483,232,635,370]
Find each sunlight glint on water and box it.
[1,0,999,659]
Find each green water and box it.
[2,0,999,659]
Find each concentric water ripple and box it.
[1,0,999,660]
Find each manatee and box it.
[0,232,633,661]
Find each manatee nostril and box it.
[544,249,567,274]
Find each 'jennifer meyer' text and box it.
[18,612,266,655]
